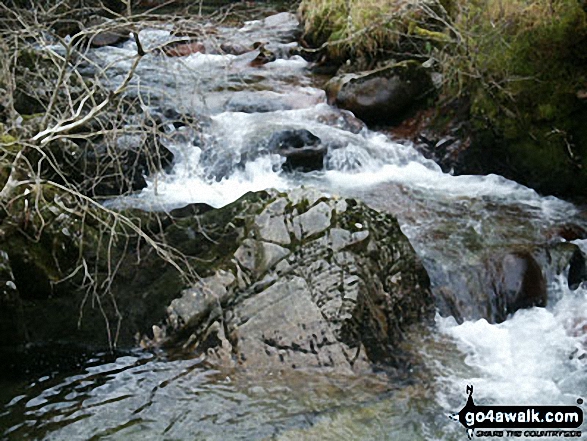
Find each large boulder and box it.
[0,184,434,376]
[150,188,434,373]
[325,61,435,126]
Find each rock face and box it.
[325,61,434,126]
[157,188,434,373]
[0,185,434,375]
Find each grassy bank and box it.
[299,0,587,197]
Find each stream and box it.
[1,6,586,440]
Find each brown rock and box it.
[161,41,206,57]
[325,60,434,125]
[492,251,547,320]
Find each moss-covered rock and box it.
[150,188,434,373]
[0,184,116,347]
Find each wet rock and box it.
[241,12,301,43]
[225,92,290,113]
[249,43,276,67]
[158,189,434,373]
[491,251,547,320]
[568,246,587,290]
[225,90,323,113]
[220,42,251,56]
[325,61,434,126]
[169,202,214,218]
[48,107,184,198]
[267,129,326,172]
[545,223,587,242]
[90,29,129,48]
[433,241,587,324]
[86,18,130,48]
[316,108,366,134]
[80,133,174,197]
[437,250,548,324]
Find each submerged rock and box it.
[155,188,434,373]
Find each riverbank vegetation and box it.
[0,1,205,351]
[299,0,587,197]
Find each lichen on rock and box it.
[156,188,434,374]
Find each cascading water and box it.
[2,9,586,441]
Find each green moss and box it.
[443,0,587,196]
[298,0,443,64]
[537,104,557,121]
[20,113,44,122]
[0,134,17,144]
[410,25,452,44]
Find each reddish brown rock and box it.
[220,42,251,56]
[161,41,206,57]
[491,251,547,320]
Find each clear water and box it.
[2,9,586,441]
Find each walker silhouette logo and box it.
[449,386,584,439]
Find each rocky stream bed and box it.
[0,5,586,440]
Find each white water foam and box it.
[135,154,290,209]
[436,277,587,408]
[120,103,579,222]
